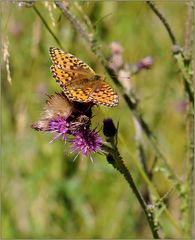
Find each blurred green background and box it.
[2,1,189,238]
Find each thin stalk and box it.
[146,1,194,105]
[184,0,194,60]
[182,1,194,236]
[117,133,182,234]
[33,5,63,49]
[133,117,152,180]
[182,106,194,236]
[145,1,177,45]
[103,144,160,239]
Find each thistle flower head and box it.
[32,92,104,162]
[71,129,103,161]
[47,117,69,142]
[69,115,91,134]
[31,93,74,141]
[136,56,153,70]
[103,118,117,137]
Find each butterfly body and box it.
[49,47,118,107]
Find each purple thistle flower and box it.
[136,56,153,70]
[103,118,117,137]
[47,117,69,143]
[71,129,103,162]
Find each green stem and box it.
[145,1,177,45]
[181,105,194,236]
[103,144,160,239]
[146,1,194,106]
[117,135,182,234]
[174,53,194,106]
[183,0,194,60]
[33,5,64,49]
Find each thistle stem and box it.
[103,144,160,239]
[33,5,63,49]
[145,1,177,45]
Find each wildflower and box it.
[32,115,70,142]
[103,118,117,137]
[110,41,123,55]
[31,92,73,141]
[31,93,102,160]
[174,100,188,113]
[136,56,153,71]
[71,129,103,162]
[32,92,103,161]
[109,42,124,72]
[31,92,73,130]
[47,117,69,142]
[69,115,91,133]
[45,92,73,119]
[172,44,181,54]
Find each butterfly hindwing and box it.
[50,64,75,85]
[64,79,118,107]
[63,79,93,102]
[89,81,119,107]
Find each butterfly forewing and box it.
[49,47,95,74]
[50,64,91,87]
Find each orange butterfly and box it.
[49,47,119,107]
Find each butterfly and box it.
[49,47,119,107]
